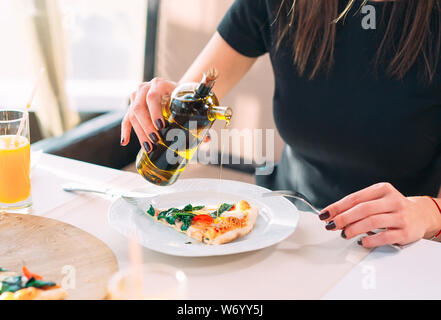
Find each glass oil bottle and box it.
[136,68,232,186]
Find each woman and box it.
[121,0,441,248]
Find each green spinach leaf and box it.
[158,208,180,225]
[174,212,196,217]
[146,205,155,216]
[210,203,234,218]
[218,203,234,214]
[174,212,196,231]
[0,276,23,294]
[25,277,56,289]
[179,215,195,231]
[182,204,204,212]
[154,204,203,229]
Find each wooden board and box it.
[0,212,118,300]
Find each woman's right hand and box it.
[120,78,177,152]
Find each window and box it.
[59,0,147,111]
[0,0,147,138]
[0,1,37,108]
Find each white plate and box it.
[108,178,299,257]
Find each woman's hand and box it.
[120,78,177,152]
[120,32,257,152]
[320,182,441,248]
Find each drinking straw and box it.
[16,68,45,139]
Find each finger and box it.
[134,108,159,145]
[145,79,162,129]
[342,213,404,240]
[147,79,172,131]
[331,198,398,230]
[359,229,403,248]
[132,83,159,144]
[321,183,396,221]
[129,111,152,153]
[120,113,132,146]
[120,91,137,146]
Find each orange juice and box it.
[0,135,31,203]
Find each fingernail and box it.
[120,137,125,146]
[149,132,159,144]
[143,141,152,153]
[341,230,346,239]
[325,221,336,230]
[319,211,330,221]
[155,119,164,130]
[357,239,363,246]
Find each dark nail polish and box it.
[319,211,330,221]
[325,221,336,230]
[341,230,346,239]
[357,239,363,246]
[149,132,159,144]
[120,137,125,145]
[155,119,164,130]
[143,141,152,153]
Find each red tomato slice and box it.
[192,214,214,224]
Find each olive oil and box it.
[136,69,232,186]
[219,120,231,182]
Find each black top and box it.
[217,0,441,208]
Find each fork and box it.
[262,190,321,215]
[262,189,402,250]
[62,183,156,208]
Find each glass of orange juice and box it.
[0,109,32,213]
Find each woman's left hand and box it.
[320,182,441,248]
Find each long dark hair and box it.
[275,0,441,83]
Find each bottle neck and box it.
[208,106,232,123]
[195,70,217,98]
[195,83,214,98]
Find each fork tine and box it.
[122,197,139,206]
[121,196,152,210]
[262,190,321,214]
[262,190,293,197]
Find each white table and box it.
[28,153,440,299]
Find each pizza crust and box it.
[33,287,67,300]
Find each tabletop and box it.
[27,153,438,299]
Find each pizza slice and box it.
[0,266,67,300]
[145,200,258,245]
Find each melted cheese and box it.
[221,210,246,219]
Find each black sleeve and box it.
[217,0,269,57]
